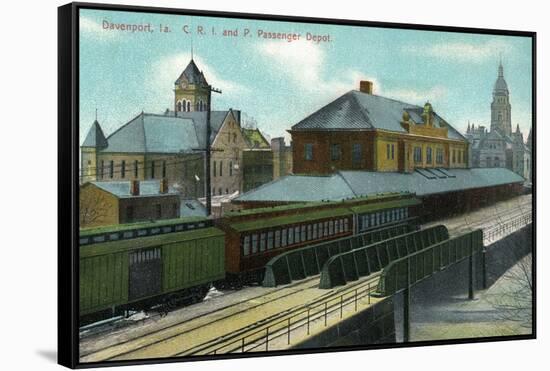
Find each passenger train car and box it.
[79,192,420,323]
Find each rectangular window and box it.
[243,236,251,256]
[352,143,362,166]
[376,212,381,225]
[386,143,391,159]
[274,230,281,248]
[294,226,300,243]
[155,204,162,219]
[213,161,217,177]
[370,214,375,226]
[414,147,422,163]
[381,212,386,224]
[426,147,432,164]
[267,231,274,250]
[134,160,138,178]
[251,234,258,254]
[330,144,341,161]
[301,225,307,242]
[151,160,155,179]
[329,221,334,235]
[307,224,313,240]
[162,160,166,178]
[219,161,223,176]
[121,160,126,178]
[282,228,288,247]
[436,148,444,164]
[313,224,318,239]
[323,221,328,236]
[109,160,114,178]
[391,144,395,160]
[304,143,313,161]
[288,228,294,245]
[100,160,104,179]
[229,161,233,176]
[344,218,349,232]
[260,232,266,251]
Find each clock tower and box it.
[174,58,210,113]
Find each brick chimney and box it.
[160,178,169,194]
[359,80,373,94]
[130,180,140,196]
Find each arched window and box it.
[177,101,182,112]
[199,100,204,111]
[186,101,191,112]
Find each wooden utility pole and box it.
[204,85,222,216]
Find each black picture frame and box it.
[58,2,536,368]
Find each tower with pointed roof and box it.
[491,61,512,136]
[174,58,210,113]
[81,119,108,183]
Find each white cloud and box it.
[403,39,513,63]
[383,86,448,105]
[80,16,118,42]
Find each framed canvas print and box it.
[58,2,536,368]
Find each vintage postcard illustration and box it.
[72,5,534,366]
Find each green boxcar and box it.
[79,227,225,316]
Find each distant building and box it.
[288,80,469,174]
[79,179,180,228]
[240,128,273,192]
[465,62,531,181]
[271,137,293,180]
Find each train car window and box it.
[307,224,313,240]
[405,208,409,218]
[344,218,349,231]
[381,212,386,224]
[301,225,307,242]
[252,234,258,254]
[288,228,294,245]
[294,226,300,243]
[376,212,381,225]
[267,231,274,250]
[243,235,250,256]
[323,221,328,236]
[274,230,281,248]
[282,228,288,246]
[313,223,318,239]
[260,232,266,251]
[329,221,334,235]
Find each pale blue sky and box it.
[79,8,533,144]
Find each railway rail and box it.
[80,194,532,362]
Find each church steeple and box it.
[491,60,512,136]
[174,58,210,113]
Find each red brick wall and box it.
[290,131,376,174]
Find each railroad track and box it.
[82,195,532,361]
[175,275,380,356]
[80,275,322,361]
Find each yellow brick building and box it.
[289,81,469,174]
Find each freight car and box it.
[79,219,224,325]
[79,192,421,323]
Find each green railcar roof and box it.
[228,207,353,232]
[349,197,421,214]
[79,216,208,237]
[80,227,224,258]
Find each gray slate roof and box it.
[82,120,108,148]
[101,113,200,154]
[175,59,208,87]
[291,90,465,141]
[235,168,524,203]
[91,180,178,198]
[168,110,238,148]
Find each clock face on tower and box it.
[180,81,188,89]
